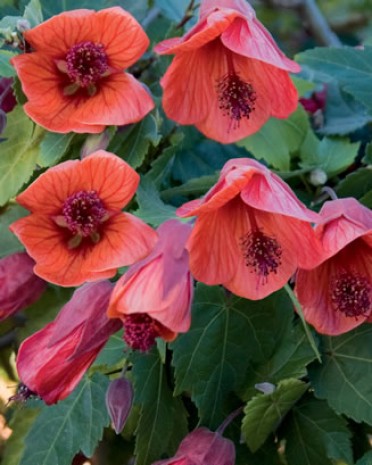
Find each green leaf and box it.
[2,407,40,465]
[23,0,43,26]
[108,114,161,169]
[297,46,372,115]
[241,323,317,401]
[0,50,17,77]
[236,442,282,465]
[300,137,359,178]
[38,132,74,168]
[20,374,109,465]
[356,451,372,465]
[0,204,27,258]
[171,284,293,427]
[282,396,353,465]
[161,173,218,202]
[360,190,372,208]
[132,349,188,465]
[154,0,192,22]
[134,179,178,227]
[237,106,310,170]
[336,168,372,200]
[0,107,44,206]
[309,325,372,425]
[242,379,308,452]
[92,331,125,370]
[292,76,316,96]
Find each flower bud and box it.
[309,168,327,187]
[0,252,46,321]
[105,377,133,434]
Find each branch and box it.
[261,0,342,47]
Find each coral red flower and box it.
[15,281,122,405]
[152,428,235,465]
[177,158,322,300]
[107,219,193,351]
[154,0,300,143]
[295,198,372,335]
[11,7,154,133]
[0,252,46,321]
[10,151,157,287]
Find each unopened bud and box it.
[80,130,111,159]
[105,377,133,434]
[255,382,276,394]
[309,168,327,186]
[16,19,30,32]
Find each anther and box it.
[330,271,372,318]
[123,314,160,352]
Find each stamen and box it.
[8,383,38,403]
[240,230,282,282]
[331,271,372,318]
[65,41,108,88]
[61,190,107,239]
[123,314,160,352]
[216,72,256,129]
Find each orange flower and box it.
[10,151,158,287]
[154,0,300,143]
[295,198,372,335]
[11,7,154,133]
[177,158,322,300]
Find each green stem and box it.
[284,284,322,363]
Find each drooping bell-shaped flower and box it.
[177,158,322,300]
[295,198,372,335]
[0,252,46,321]
[15,281,122,404]
[154,0,300,143]
[107,219,193,351]
[152,428,235,465]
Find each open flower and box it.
[177,158,322,300]
[14,281,122,405]
[0,252,46,321]
[107,219,193,351]
[154,0,300,143]
[10,151,157,286]
[11,7,154,133]
[152,428,235,465]
[295,198,372,335]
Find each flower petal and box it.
[221,17,301,72]
[80,151,139,210]
[73,73,154,126]
[84,213,158,273]
[90,7,150,69]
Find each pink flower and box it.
[152,428,235,465]
[0,252,46,321]
[107,219,193,351]
[15,281,121,404]
[295,198,372,335]
[154,0,300,143]
[177,158,322,300]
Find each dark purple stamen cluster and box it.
[66,41,108,87]
[331,271,372,318]
[216,72,256,128]
[62,190,107,237]
[240,230,282,280]
[8,383,38,403]
[123,313,160,352]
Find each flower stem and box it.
[216,406,244,435]
[284,283,322,362]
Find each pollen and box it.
[123,313,160,352]
[240,230,282,281]
[62,190,107,238]
[65,41,108,88]
[330,271,372,318]
[216,72,256,128]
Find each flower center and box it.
[240,230,282,281]
[123,313,160,352]
[65,41,108,88]
[61,190,107,239]
[216,72,256,128]
[8,383,38,403]
[330,271,372,318]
